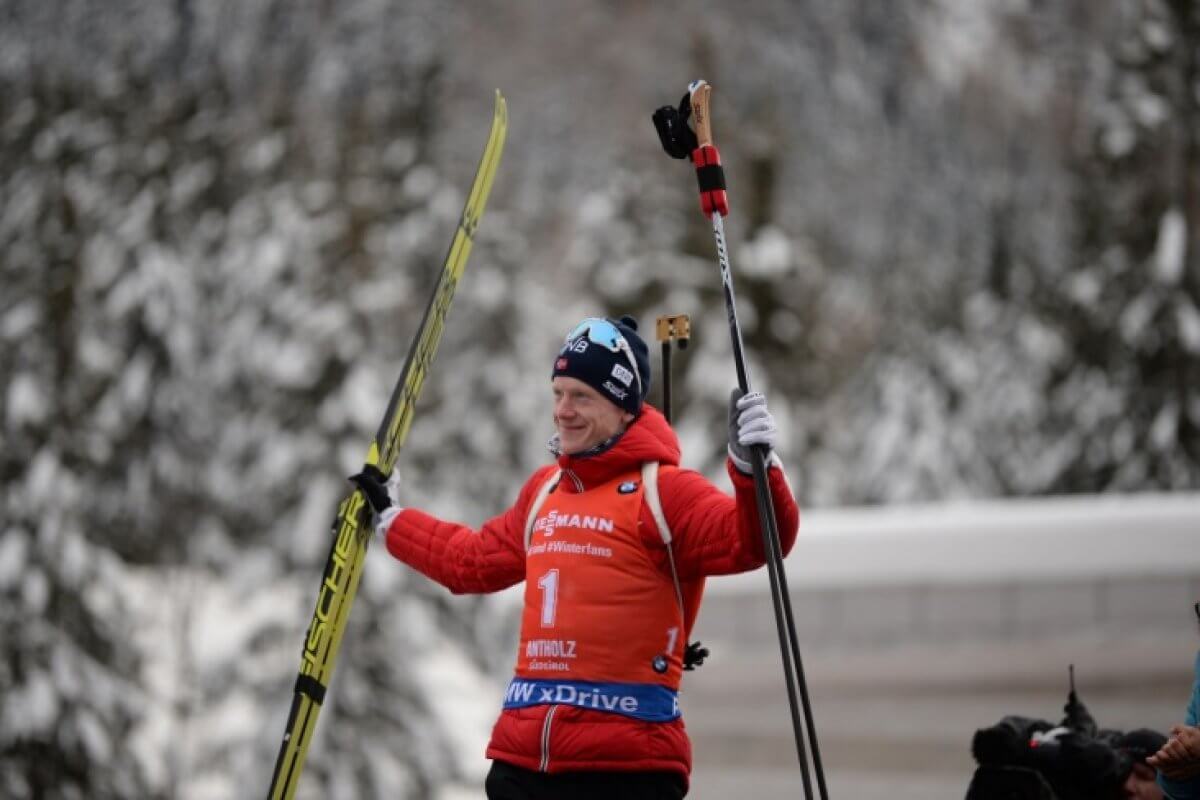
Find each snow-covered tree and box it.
[1037,0,1200,490]
[1,2,504,797]
[4,1,1198,797]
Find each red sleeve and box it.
[382,465,557,594]
[649,457,799,580]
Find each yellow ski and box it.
[267,90,507,800]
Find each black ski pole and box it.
[656,314,691,424]
[654,80,829,800]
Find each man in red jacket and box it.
[351,315,799,799]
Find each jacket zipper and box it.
[539,704,558,771]
[563,468,584,492]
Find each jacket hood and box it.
[556,404,680,490]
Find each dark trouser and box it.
[485,760,687,800]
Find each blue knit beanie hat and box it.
[552,315,651,416]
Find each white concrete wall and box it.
[702,492,1200,646]
[685,493,1200,800]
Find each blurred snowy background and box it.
[1,0,1198,798]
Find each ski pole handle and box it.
[688,80,729,218]
[655,314,691,349]
[656,314,691,424]
[690,81,713,146]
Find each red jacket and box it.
[383,404,800,784]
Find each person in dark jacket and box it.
[967,668,1169,800]
[351,315,800,799]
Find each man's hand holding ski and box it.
[348,465,401,542]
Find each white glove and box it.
[375,507,402,543]
[727,389,778,474]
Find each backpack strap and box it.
[523,469,562,550]
[642,462,686,620]
[641,462,672,545]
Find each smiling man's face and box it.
[552,376,633,455]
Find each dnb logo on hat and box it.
[555,357,568,370]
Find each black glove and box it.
[348,464,392,515]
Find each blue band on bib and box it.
[503,678,680,722]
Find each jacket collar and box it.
[554,405,680,492]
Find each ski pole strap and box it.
[691,144,728,217]
[652,97,698,160]
[294,673,328,705]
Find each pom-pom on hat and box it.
[552,315,651,416]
